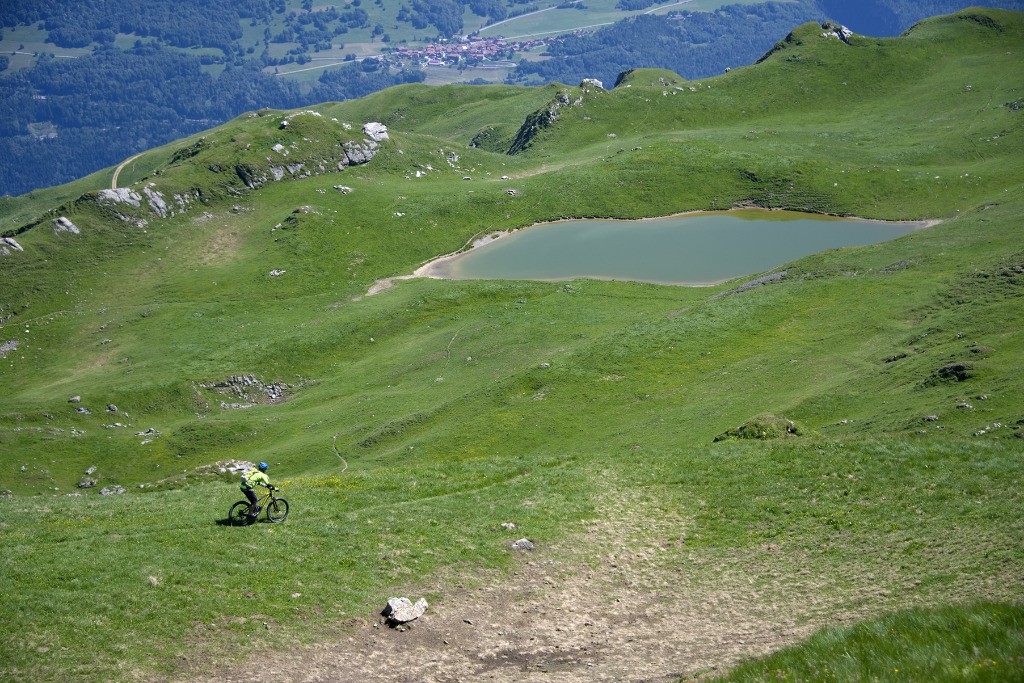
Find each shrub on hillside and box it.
[713,414,804,442]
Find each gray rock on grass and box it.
[382,597,428,625]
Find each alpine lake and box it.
[422,209,929,286]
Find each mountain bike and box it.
[229,485,289,526]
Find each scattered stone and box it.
[269,270,286,277]
[69,396,81,403]
[334,185,353,194]
[0,340,19,357]
[107,404,117,412]
[579,78,604,89]
[506,189,519,196]
[76,407,91,414]
[78,478,97,489]
[711,271,788,299]
[879,259,919,274]
[977,394,990,400]
[85,466,96,475]
[136,428,160,436]
[957,402,974,410]
[215,458,252,475]
[148,576,159,587]
[540,362,551,368]
[932,362,974,383]
[382,597,428,625]
[501,522,518,530]
[202,374,290,405]
[923,415,939,422]
[511,538,535,551]
[100,485,126,496]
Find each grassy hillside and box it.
[1,8,1022,681]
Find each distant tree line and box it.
[0,0,276,52]
[0,44,422,196]
[270,5,370,51]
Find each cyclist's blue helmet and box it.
[258,462,269,472]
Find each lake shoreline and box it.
[366,208,941,295]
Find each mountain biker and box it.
[240,462,273,518]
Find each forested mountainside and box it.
[1,0,1022,197]
[509,0,1024,85]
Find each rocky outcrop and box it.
[201,373,290,407]
[237,124,385,189]
[821,21,853,44]
[508,88,599,155]
[363,122,389,142]
[97,187,142,207]
[52,217,80,235]
[95,185,196,223]
[342,139,379,165]
[1,237,25,255]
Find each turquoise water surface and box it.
[442,210,922,285]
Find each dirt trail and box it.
[180,488,875,683]
[111,153,143,189]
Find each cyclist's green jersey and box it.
[241,468,270,491]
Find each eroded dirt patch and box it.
[179,486,894,683]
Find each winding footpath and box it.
[111,153,143,189]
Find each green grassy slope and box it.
[0,8,1022,681]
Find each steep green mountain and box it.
[4,0,1023,197]
[1,9,1022,681]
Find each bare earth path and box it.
[111,153,144,189]
[179,489,899,683]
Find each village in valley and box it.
[382,33,553,68]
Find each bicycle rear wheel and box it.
[266,497,289,523]
[229,500,253,526]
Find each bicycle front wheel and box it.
[266,497,289,523]
[229,501,252,526]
